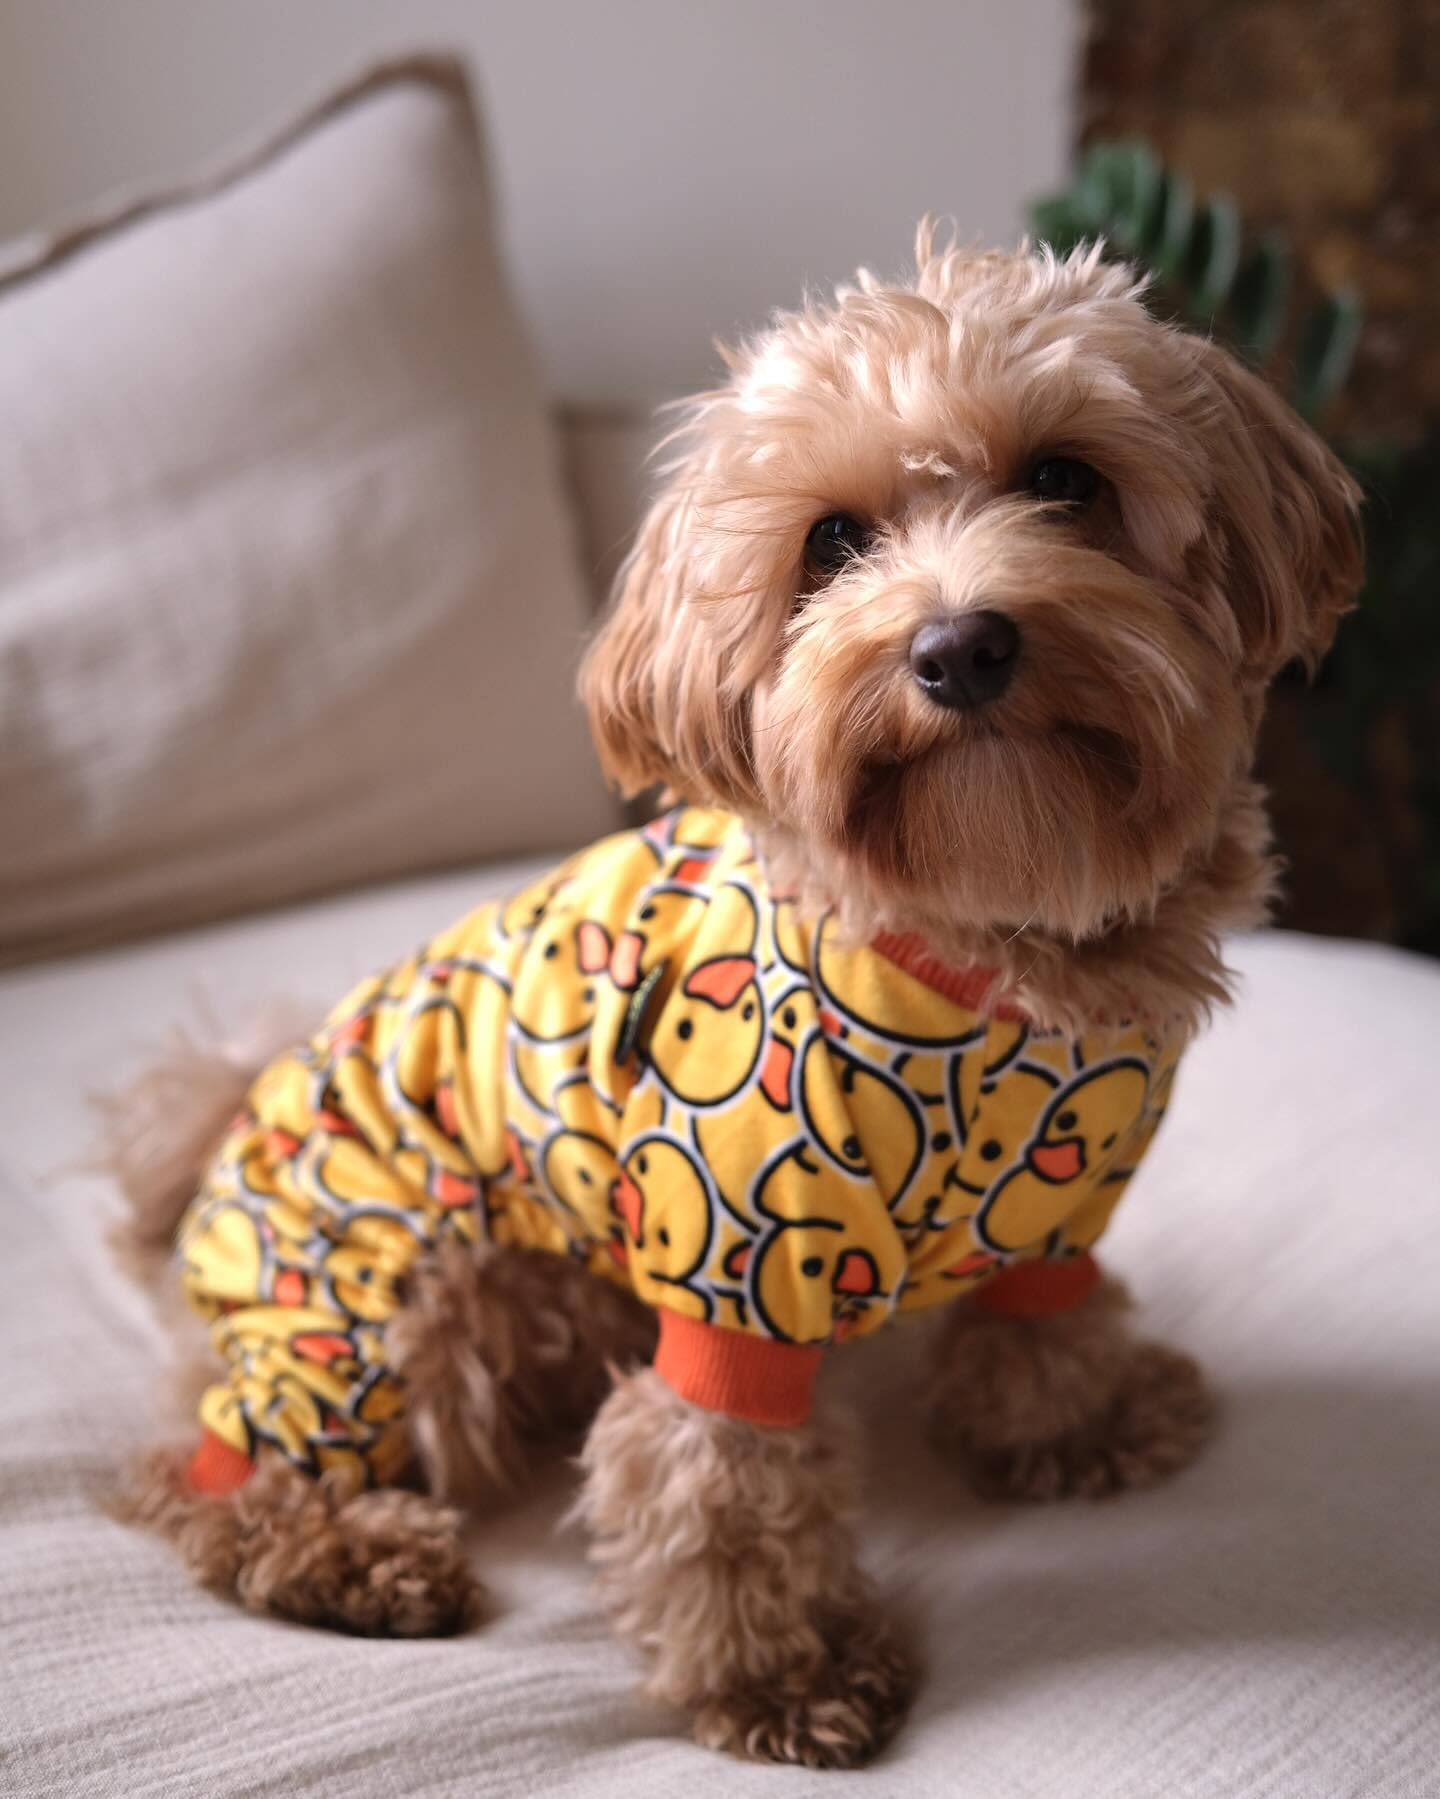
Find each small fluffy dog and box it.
[114,230,1362,1769]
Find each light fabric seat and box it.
[2,870,1436,1798]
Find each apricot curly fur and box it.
[928,1277,1215,1500]
[93,1005,308,1296]
[389,1238,656,1508]
[114,1450,483,1637]
[574,1368,914,1766]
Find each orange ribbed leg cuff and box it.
[653,1310,822,1427]
[187,1429,257,1496]
[974,1252,1101,1317]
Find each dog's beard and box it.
[841,734,1162,937]
[753,556,1243,943]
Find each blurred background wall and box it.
[1072,0,1439,951]
[0,0,1078,407]
[1082,0,1436,448]
[1,0,1433,952]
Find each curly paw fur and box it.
[694,1610,915,1768]
[929,1278,1214,1501]
[964,1343,1214,1501]
[576,1368,913,1764]
[116,1450,485,1636]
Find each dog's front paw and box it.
[693,1616,914,1770]
[964,1342,1214,1502]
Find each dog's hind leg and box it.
[116,1448,483,1636]
[388,1239,657,1509]
[120,1242,654,1635]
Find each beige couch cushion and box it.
[1,903,1437,1795]
[0,56,612,967]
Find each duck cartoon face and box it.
[646,954,765,1107]
[320,1243,396,1322]
[754,983,816,1111]
[540,1128,620,1232]
[947,1061,1067,1204]
[747,1144,906,1344]
[976,1057,1150,1251]
[1027,1058,1150,1185]
[687,984,819,1220]
[178,1199,265,1304]
[642,882,768,1107]
[320,1210,424,1321]
[751,1217,890,1346]
[797,1033,924,1206]
[612,1134,715,1313]
[609,887,709,996]
[510,911,614,1040]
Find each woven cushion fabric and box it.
[0,891,1436,1797]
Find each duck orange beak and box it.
[273,1268,307,1307]
[611,1170,645,1243]
[723,1240,752,1278]
[432,1169,479,1208]
[832,1249,878,1296]
[760,1038,793,1108]
[683,956,757,1008]
[609,929,644,991]
[576,919,613,976]
[945,1250,997,1280]
[1028,1137,1085,1183]
[434,1082,460,1138]
[506,1130,532,1183]
[291,1332,354,1366]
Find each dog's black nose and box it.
[909,611,1020,710]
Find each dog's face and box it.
[582,234,1363,941]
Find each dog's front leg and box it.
[575,1364,913,1768]
[928,1271,1214,1500]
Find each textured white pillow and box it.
[0,57,612,966]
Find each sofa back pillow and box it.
[0,56,612,966]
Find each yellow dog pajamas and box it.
[178,807,1183,1493]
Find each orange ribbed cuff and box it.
[974,1253,1101,1317]
[187,1429,257,1496]
[653,1310,823,1427]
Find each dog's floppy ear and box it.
[579,470,762,808]
[1193,338,1364,677]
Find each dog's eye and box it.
[804,513,871,581]
[1027,457,1100,507]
